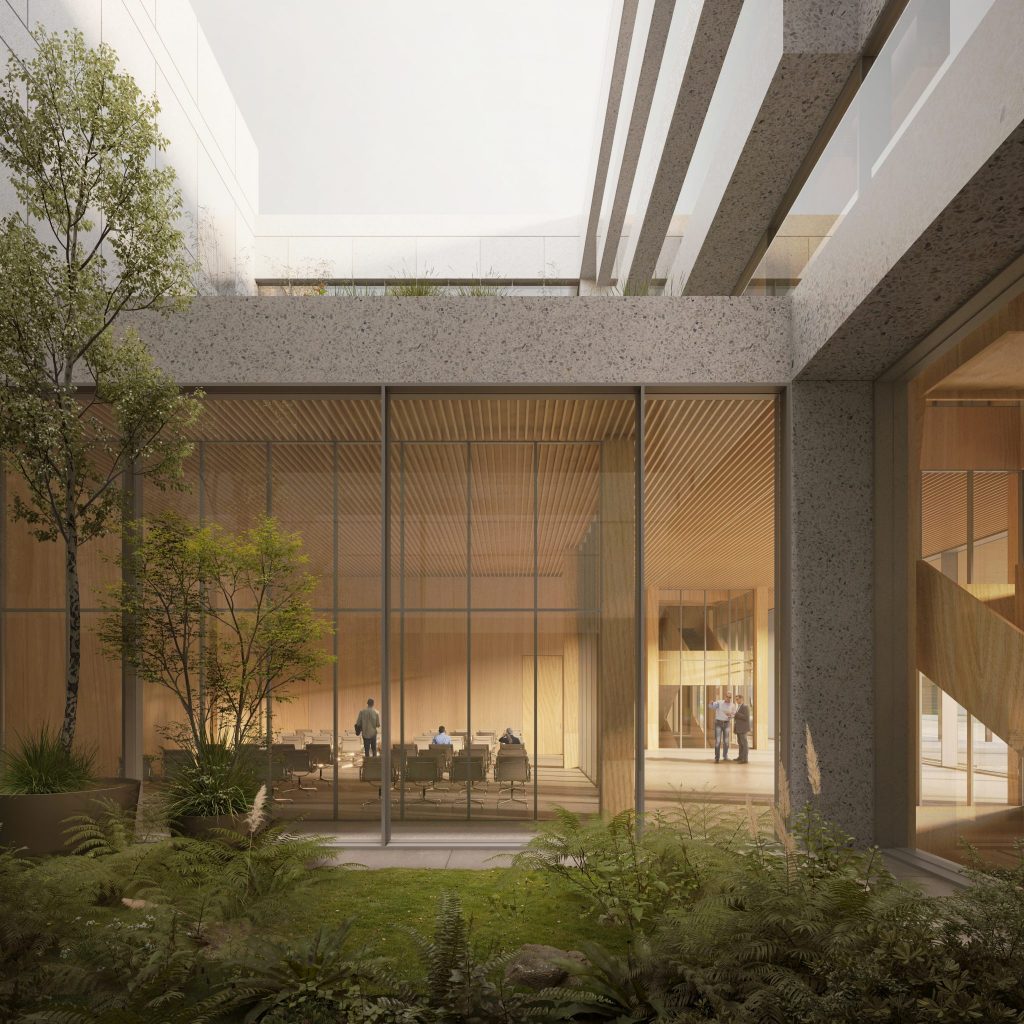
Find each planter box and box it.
[171,813,251,840]
[0,778,141,857]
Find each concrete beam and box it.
[594,0,676,286]
[667,0,880,296]
[792,0,1024,380]
[617,0,743,291]
[581,0,639,281]
[124,295,790,387]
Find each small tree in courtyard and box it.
[99,514,333,761]
[0,29,201,750]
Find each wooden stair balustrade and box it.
[917,559,1024,754]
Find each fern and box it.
[207,921,410,1021]
[408,889,548,1023]
[62,798,139,857]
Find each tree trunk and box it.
[60,529,81,751]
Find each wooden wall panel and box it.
[536,656,564,761]
[3,474,64,610]
[600,440,636,815]
[79,613,121,775]
[562,633,581,769]
[754,586,772,749]
[3,612,65,746]
[921,406,1021,470]
[338,613,381,734]
[917,560,1024,754]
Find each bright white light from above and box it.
[191,0,616,220]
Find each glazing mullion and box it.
[533,441,539,821]
[198,441,206,741]
[465,441,472,821]
[703,591,707,749]
[264,442,273,789]
[332,441,339,822]
[380,385,391,845]
[636,387,645,817]
[398,441,406,823]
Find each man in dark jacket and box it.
[732,695,751,763]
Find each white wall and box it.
[0,0,258,294]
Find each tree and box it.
[99,514,333,759]
[0,29,201,750]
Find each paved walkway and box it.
[329,846,517,869]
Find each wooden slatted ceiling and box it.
[646,398,774,589]
[182,396,775,591]
[922,470,1011,558]
[190,397,381,442]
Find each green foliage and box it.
[453,281,509,296]
[0,844,64,1018]
[615,278,653,296]
[63,797,139,856]
[539,941,663,1022]
[514,805,749,936]
[164,741,259,820]
[0,726,95,794]
[6,804,1024,1022]
[409,889,542,1024]
[386,278,443,296]
[100,513,333,754]
[0,28,200,750]
[206,821,333,922]
[209,921,409,1022]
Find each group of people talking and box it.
[707,693,750,763]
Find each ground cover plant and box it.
[2,796,1024,1022]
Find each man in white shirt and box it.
[708,693,737,763]
[433,725,453,746]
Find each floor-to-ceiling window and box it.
[1,388,781,843]
[141,395,382,836]
[910,294,1024,865]
[643,396,777,812]
[386,395,636,834]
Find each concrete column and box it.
[785,381,874,841]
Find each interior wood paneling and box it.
[921,406,1021,470]
[79,613,121,775]
[599,439,636,815]
[3,475,65,610]
[644,398,775,590]
[192,397,381,443]
[3,612,66,746]
[917,559,1024,754]
[929,330,1024,396]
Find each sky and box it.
[190,0,617,219]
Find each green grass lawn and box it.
[261,866,625,978]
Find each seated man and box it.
[498,726,521,745]
[432,725,453,745]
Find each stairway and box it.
[917,560,1024,754]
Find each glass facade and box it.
[643,397,776,813]
[916,465,1022,861]
[0,390,779,842]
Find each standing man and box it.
[732,694,750,763]
[708,692,737,763]
[357,698,380,757]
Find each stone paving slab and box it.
[327,847,518,870]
